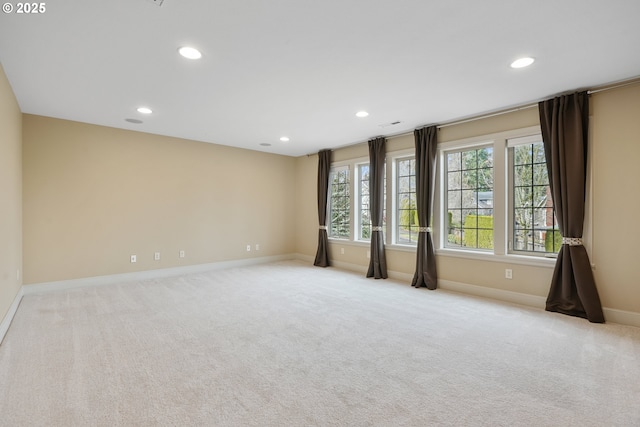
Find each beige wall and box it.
[590,84,640,312]
[6,71,640,318]
[0,63,22,322]
[294,154,319,259]
[22,115,296,284]
[294,85,640,315]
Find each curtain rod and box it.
[436,104,537,129]
[308,76,640,155]
[389,76,640,136]
[586,78,640,95]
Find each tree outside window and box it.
[396,158,418,244]
[446,146,494,250]
[512,140,559,253]
[329,167,350,239]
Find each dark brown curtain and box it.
[367,137,388,279]
[412,126,438,289]
[313,149,331,267]
[539,92,604,323]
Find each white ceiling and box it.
[1,0,639,157]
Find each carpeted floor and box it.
[1,260,638,426]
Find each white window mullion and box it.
[492,139,506,256]
[385,156,393,245]
[508,134,559,255]
[349,165,356,241]
[328,165,351,240]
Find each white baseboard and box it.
[328,259,367,275]
[0,287,24,345]
[324,259,416,282]
[439,280,640,327]
[23,254,297,296]
[438,279,547,310]
[317,258,640,328]
[325,259,545,308]
[293,253,314,264]
[601,307,640,328]
[10,254,640,332]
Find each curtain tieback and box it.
[562,237,583,246]
[319,225,327,230]
[418,227,432,233]
[371,226,384,232]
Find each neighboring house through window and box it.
[444,146,494,250]
[508,135,559,254]
[326,126,565,263]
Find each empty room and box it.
[1,1,639,425]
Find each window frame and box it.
[443,143,495,252]
[356,161,371,242]
[393,154,418,246]
[324,124,591,269]
[436,125,562,266]
[327,163,352,240]
[507,134,559,257]
[384,149,416,248]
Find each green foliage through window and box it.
[512,141,559,254]
[446,146,494,250]
[463,215,494,249]
[396,158,418,244]
[329,168,350,239]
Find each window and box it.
[329,166,350,239]
[509,137,559,254]
[445,146,494,250]
[324,126,567,264]
[358,163,386,241]
[396,157,418,245]
[358,164,371,240]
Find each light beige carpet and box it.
[1,260,638,426]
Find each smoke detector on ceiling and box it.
[146,0,164,6]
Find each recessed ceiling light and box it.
[356,111,369,118]
[510,57,535,68]
[137,107,153,114]
[178,46,202,60]
[280,136,290,142]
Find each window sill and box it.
[386,244,417,253]
[327,240,555,268]
[328,239,417,252]
[328,238,370,248]
[435,248,556,268]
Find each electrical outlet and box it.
[130,255,137,263]
[340,248,345,255]
[255,244,260,251]
[505,269,512,279]
[246,244,251,252]
[154,252,160,261]
[179,250,185,258]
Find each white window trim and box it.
[328,162,352,241]
[355,159,371,243]
[441,142,497,252]
[506,134,560,257]
[388,148,416,247]
[507,134,544,148]
[435,125,577,265]
[324,124,593,270]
